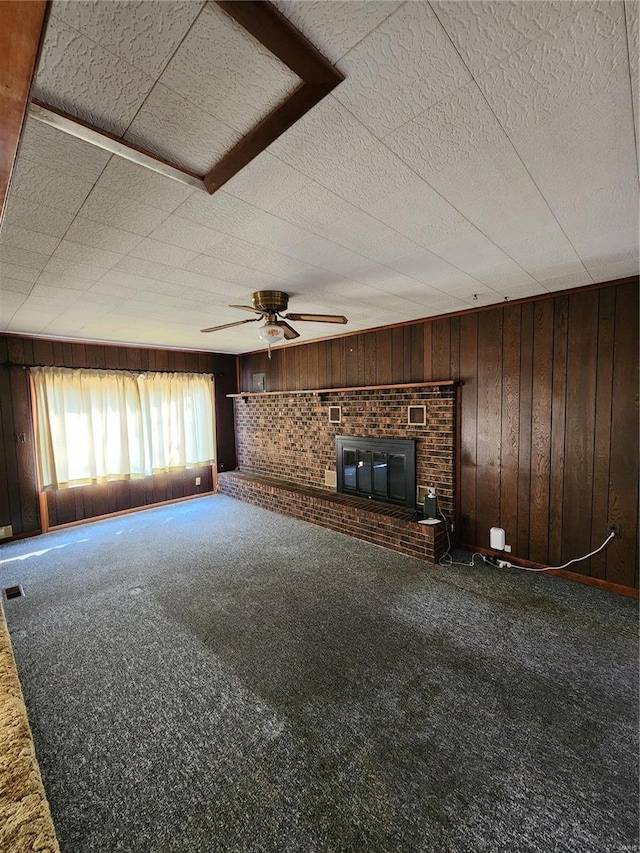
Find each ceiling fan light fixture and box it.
[258,321,285,343]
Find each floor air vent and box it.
[3,584,24,600]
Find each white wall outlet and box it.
[0,525,13,539]
[504,544,512,553]
[195,477,201,486]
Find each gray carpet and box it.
[0,495,637,853]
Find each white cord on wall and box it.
[435,510,616,574]
[510,531,617,572]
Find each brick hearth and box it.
[218,471,448,564]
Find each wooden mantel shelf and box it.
[228,380,457,398]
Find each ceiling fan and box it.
[201,290,348,356]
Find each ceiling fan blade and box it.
[200,318,260,333]
[284,312,348,324]
[229,304,264,314]
[276,320,300,340]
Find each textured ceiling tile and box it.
[128,238,199,269]
[199,232,308,279]
[43,257,106,283]
[184,254,278,288]
[1,278,33,297]
[53,240,124,270]
[272,1,400,62]
[29,284,84,304]
[0,246,51,271]
[285,233,374,279]
[33,15,156,136]
[174,191,262,237]
[386,82,586,280]
[18,118,111,183]
[0,262,40,284]
[149,216,230,254]
[480,3,628,134]
[222,152,310,214]
[38,271,98,292]
[10,158,94,213]
[52,0,204,77]
[6,309,56,333]
[0,289,27,311]
[333,2,471,138]
[366,181,477,249]
[271,183,357,235]
[95,157,195,213]
[432,1,579,77]
[314,138,418,211]
[159,2,299,136]
[498,281,549,299]
[65,217,145,254]
[388,247,480,291]
[240,213,314,256]
[124,83,241,174]
[428,231,535,289]
[114,255,185,285]
[0,225,60,256]
[479,3,638,276]
[625,0,639,166]
[319,211,420,265]
[79,188,170,237]
[4,196,76,238]
[268,96,377,184]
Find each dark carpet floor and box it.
[1,495,638,853]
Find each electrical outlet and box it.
[0,525,13,539]
[504,544,512,553]
[608,524,620,538]
[497,559,512,569]
[195,477,201,486]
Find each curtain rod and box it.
[1,361,225,377]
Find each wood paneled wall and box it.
[0,335,237,535]
[239,279,639,589]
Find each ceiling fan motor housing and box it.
[252,290,289,314]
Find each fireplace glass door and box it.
[336,436,416,509]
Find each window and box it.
[31,367,215,489]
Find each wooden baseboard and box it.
[459,542,639,599]
[0,492,215,542]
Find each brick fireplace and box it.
[219,382,456,564]
[231,385,456,521]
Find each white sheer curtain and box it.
[31,367,215,489]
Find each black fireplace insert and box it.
[335,435,416,509]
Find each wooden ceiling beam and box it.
[205,0,344,194]
[30,100,206,191]
[0,0,49,226]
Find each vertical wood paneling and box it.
[431,319,451,379]
[590,288,615,579]
[391,327,404,383]
[548,296,568,565]
[376,329,392,384]
[563,292,599,567]
[459,313,478,544]
[423,323,432,381]
[500,305,521,549]
[529,300,554,562]
[475,310,503,547]
[0,339,11,527]
[607,283,639,587]
[516,304,534,556]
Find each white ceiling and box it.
[1,0,638,354]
